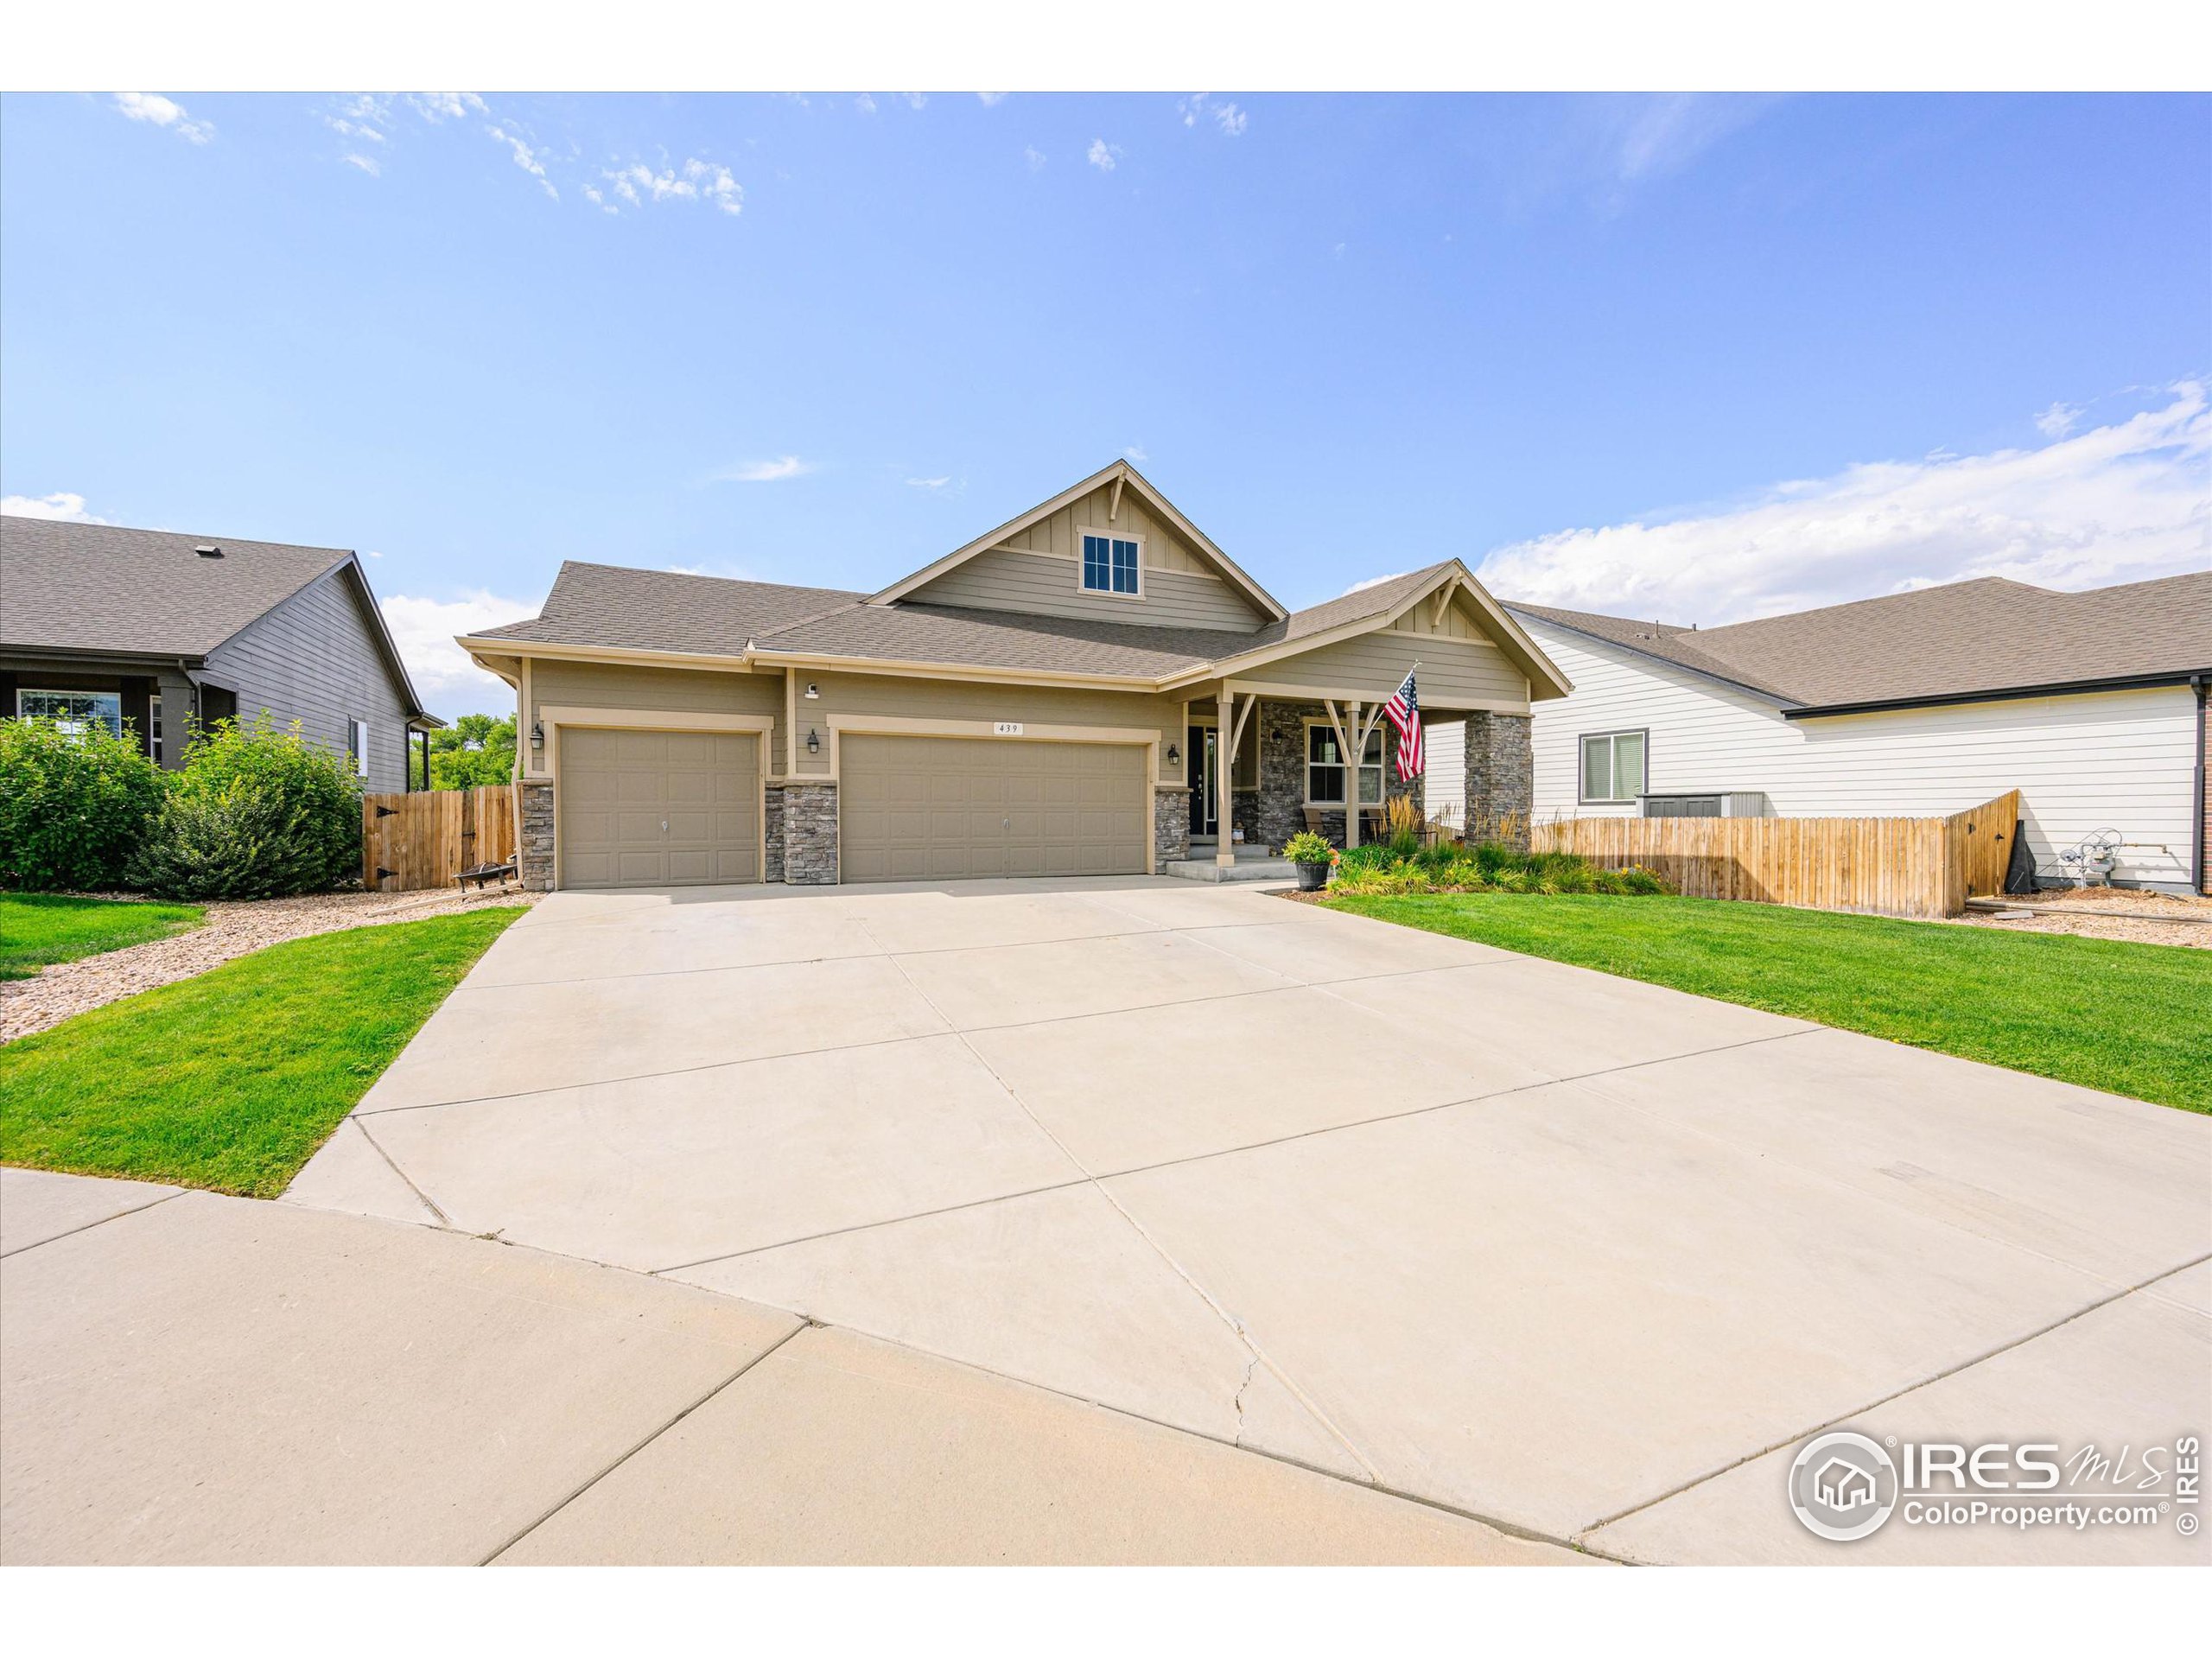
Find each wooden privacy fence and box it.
[360,785,517,892]
[1531,790,2021,919]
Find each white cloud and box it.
[1122,445,1148,463]
[714,455,810,483]
[855,92,877,115]
[1476,383,2212,626]
[601,158,742,216]
[341,152,380,177]
[1087,138,1121,172]
[976,92,1007,107]
[323,115,385,143]
[409,92,487,123]
[2,491,105,523]
[1612,92,1777,182]
[2035,400,2083,439]
[905,475,963,496]
[1024,145,1046,172]
[1178,93,1248,137]
[378,590,537,715]
[487,125,557,200]
[1338,570,1409,596]
[112,92,213,144]
[900,93,928,111]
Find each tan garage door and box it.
[558,728,759,889]
[840,734,1148,882]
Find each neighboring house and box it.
[1469,573,2209,894]
[1,517,442,791]
[458,461,1572,890]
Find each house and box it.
[1,517,442,791]
[1814,1457,1879,1513]
[1459,572,2209,894]
[456,461,1572,891]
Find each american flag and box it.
[1384,668,1423,780]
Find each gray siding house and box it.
[1,517,440,791]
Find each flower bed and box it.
[1327,839,1671,897]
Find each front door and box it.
[1187,724,1217,838]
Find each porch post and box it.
[1216,687,1236,868]
[1344,700,1362,849]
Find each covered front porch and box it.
[1166,679,1534,879]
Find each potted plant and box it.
[1284,830,1334,892]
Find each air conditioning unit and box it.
[1639,791,1771,819]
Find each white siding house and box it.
[1513,620,2200,891]
[1466,574,2210,896]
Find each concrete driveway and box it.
[289,876,2212,1563]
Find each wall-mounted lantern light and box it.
[804,683,821,699]
[806,728,821,755]
[530,721,544,753]
[1166,742,1179,767]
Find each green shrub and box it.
[1284,830,1334,865]
[0,716,168,892]
[131,716,361,899]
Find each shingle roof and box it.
[1,516,352,656]
[469,562,862,658]
[472,557,1469,681]
[1509,570,2212,710]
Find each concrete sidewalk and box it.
[0,1167,1578,1566]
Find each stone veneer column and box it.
[780,781,839,884]
[762,785,785,883]
[1153,786,1191,867]
[1256,699,1315,852]
[518,781,555,890]
[1462,711,1534,849]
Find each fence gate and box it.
[360,785,517,891]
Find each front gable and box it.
[871,461,1284,632]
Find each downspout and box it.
[2193,674,2207,896]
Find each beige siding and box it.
[794,671,1184,784]
[912,545,1262,631]
[1248,629,1528,710]
[905,481,1268,630]
[530,658,788,771]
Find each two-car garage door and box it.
[558,728,759,888]
[839,734,1148,882]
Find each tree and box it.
[429,713,517,791]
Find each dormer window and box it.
[1081,531,1141,596]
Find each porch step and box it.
[1163,856,1299,884]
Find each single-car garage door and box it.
[840,734,1148,882]
[558,728,759,888]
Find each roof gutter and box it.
[1783,669,2211,721]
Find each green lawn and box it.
[0,893,206,980]
[0,907,523,1196]
[1325,893,2212,1113]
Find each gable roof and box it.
[1,515,435,720]
[1509,569,2212,714]
[2,516,353,657]
[867,461,1288,622]
[471,562,861,659]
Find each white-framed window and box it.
[1080,529,1141,596]
[347,718,370,779]
[1306,721,1384,807]
[1580,728,1647,804]
[17,689,123,738]
[149,694,163,765]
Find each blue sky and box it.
[3,90,2206,715]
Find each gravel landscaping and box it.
[1,887,540,1043]
[1947,885,2212,950]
